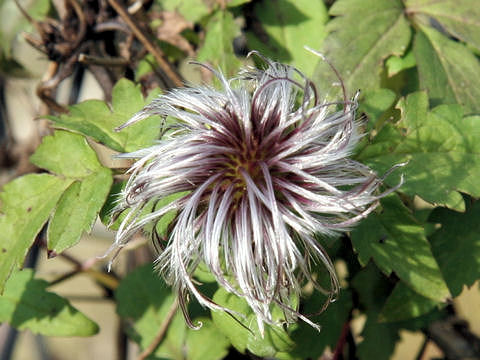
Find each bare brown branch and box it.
[106,0,184,88]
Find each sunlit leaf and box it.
[157,0,211,23]
[380,282,439,322]
[315,0,411,94]
[46,169,112,253]
[30,131,112,254]
[30,130,105,178]
[184,317,230,360]
[0,174,71,292]
[351,194,450,302]
[385,50,416,77]
[48,79,161,152]
[211,287,295,357]
[227,0,251,7]
[197,9,242,77]
[406,0,480,51]
[246,0,328,76]
[414,25,480,114]
[0,269,98,336]
[358,92,480,210]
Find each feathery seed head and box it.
[108,54,401,332]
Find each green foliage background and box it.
[1,0,479,359]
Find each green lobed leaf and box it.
[0,269,99,336]
[184,317,230,360]
[0,174,71,292]
[413,25,480,114]
[193,262,217,283]
[281,290,352,360]
[211,287,295,357]
[428,199,480,297]
[357,316,401,360]
[197,9,242,77]
[385,50,416,77]
[116,264,229,360]
[157,0,211,23]
[379,282,439,323]
[99,179,186,239]
[358,91,480,211]
[135,53,153,82]
[30,130,105,178]
[48,79,161,153]
[315,0,411,95]
[351,262,392,313]
[148,192,188,238]
[99,181,126,230]
[226,0,251,7]
[112,81,162,152]
[406,0,480,51]
[351,194,450,302]
[246,0,328,76]
[30,130,113,254]
[49,100,122,150]
[358,88,397,127]
[47,169,112,253]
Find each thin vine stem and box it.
[136,298,179,360]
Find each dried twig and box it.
[106,0,183,88]
[47,247,120,290]
[65,0,87,50]
[427,317,480,359]
[36,61,69,113]
[78,53,129,66]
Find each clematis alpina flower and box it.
[108,53,401,332]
